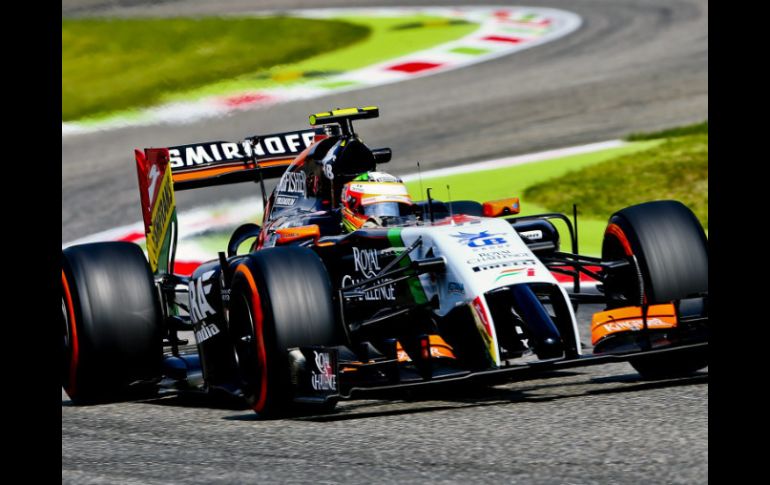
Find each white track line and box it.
[401,140,625,182]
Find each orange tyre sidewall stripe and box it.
[61,270,79,397]
[236,265,269,413]
[605,222,648,304]
[605,223,633,256]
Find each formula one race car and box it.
[61,107,709,416]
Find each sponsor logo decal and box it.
[600,318,672,333]
[277,171,307,196]
[195,322,220,343]
[147,167,175,272]
[366,172,402,183]
[466,250,528,265]
[168,131,315,168]
[189,270,217,323]
[519,229,543,240]
[323,161,335,180]
[341,274,396,301]
[342,247,396,300]
[470,296,498,363]
[352,247,381,278]
[448,281,465,295]
[321,150,337,180]
[275,195,298,206]
[514,325,530,349]
[311,351,337,392]
[147,164,160,202]
[495,267,536,282]
[472,259,537,273]
[430,347,449,359]
[397,347,412,362]
[452,230,507,248]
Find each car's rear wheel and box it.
[62,242,164,403]
[601,200,708,378]
[228,246,342,417]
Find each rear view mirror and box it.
[275,225,321,245]
[483,198,520,217]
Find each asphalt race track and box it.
[62,1,708,483]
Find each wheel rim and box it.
[62,297,70,349]
[62,296,70,384]
[230,291,265,404]
[603,228,644,307]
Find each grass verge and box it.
[62,17,370,121]
[168,16,478,101]
[524,133,708,230]
[403,141,661,255]
[626,120,708,141]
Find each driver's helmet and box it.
[341,172,415,231]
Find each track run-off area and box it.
[62,6,580,136]
[62,1,708,483]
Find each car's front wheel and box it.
[600,200,708,379]
[228,246,343,417]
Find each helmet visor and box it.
[362,202,401,218]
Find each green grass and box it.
[404,141,661,255]
[63,15,478,122]
[286,16,476,72]
[162,15,478,102]
[62,17,370,121]
[626,120,708,141]
[524,134,708,230]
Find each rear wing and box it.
[166,128,318,190]
[134,107,382,275]
[134,128,319,274]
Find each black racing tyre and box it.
[62,242,163,404]
[628,346,709,380]
[228,246,342,417]
[601,200,708,306]
[601,200,708,378]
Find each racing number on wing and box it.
[324,162,335,180]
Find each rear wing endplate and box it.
[134,128,319,274]
[135,147,177,274]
